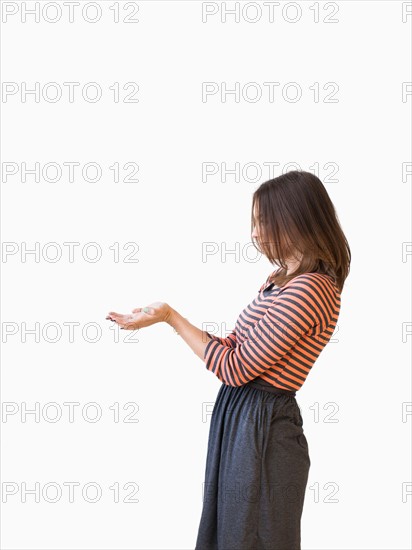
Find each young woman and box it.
[106,170,351,550]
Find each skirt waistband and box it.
[247,379,296,397]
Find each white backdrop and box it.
[1,1,411,549]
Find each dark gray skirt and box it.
[195,378,311,550]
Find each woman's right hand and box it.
[106,302,170,331]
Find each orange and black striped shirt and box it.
[204,271,341,391]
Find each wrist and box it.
[164,304,175,326]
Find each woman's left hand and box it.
[106,302,170,330]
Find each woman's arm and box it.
[165,306,213,361]
[106,302,232,362]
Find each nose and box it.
[252,225,259,239]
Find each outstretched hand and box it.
[106,302,170,330]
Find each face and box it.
[252,205,280,263]
[252,203,303,273]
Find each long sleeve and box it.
[203,275,333,387]
[205,330,237,349]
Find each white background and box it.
[1,1,411,549]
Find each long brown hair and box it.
[251,170,351,293]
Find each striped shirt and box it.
[204,271,341,391]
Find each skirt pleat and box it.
[195,381,311,550]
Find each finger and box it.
[109,313,128,321]
[132,308,142,314]
[107,314,127,323]
[107,313,122,321]
[121,323,138,330]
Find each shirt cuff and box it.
[203,337,224,373]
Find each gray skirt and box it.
[195,378,311,550]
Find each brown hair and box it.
[251,170,351,293]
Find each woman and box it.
[106,170,351,550]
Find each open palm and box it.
[106,302,169,330]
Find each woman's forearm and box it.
[165,305,211,361]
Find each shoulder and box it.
[269,273,337,332]
[277,272,339,311]
[281,272,337,292]
[260,271,339,302]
